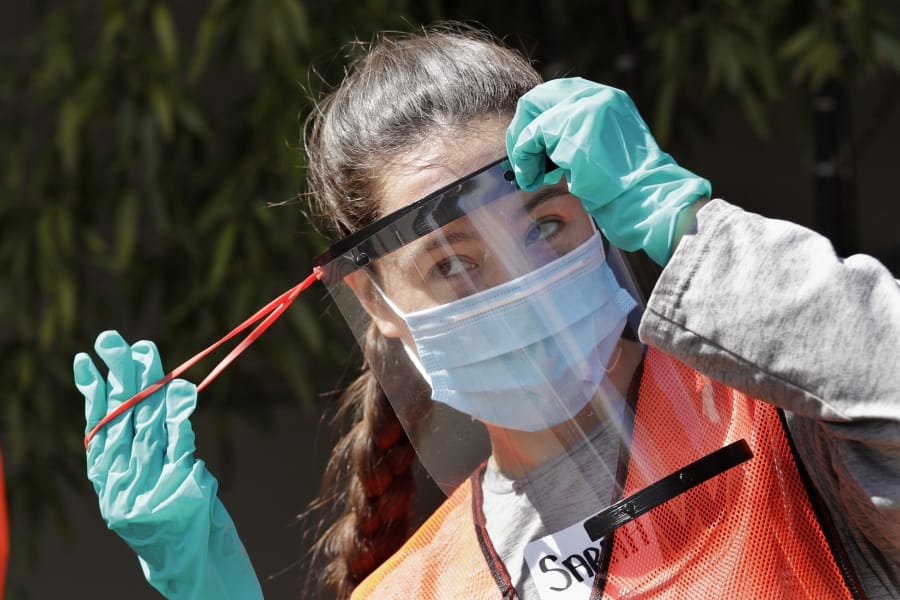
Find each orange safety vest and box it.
[0,449,8,597]
[352,348,864,599]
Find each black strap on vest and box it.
[583,438,753,542]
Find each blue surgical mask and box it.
[386,231,637,432]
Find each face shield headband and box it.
[314,159,532,286]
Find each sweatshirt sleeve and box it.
[638,198,900,596]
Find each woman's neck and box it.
[486,339,643,479]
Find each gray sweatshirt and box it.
[482,199,900,599]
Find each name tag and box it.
[524,519,603,600]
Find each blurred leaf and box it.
[747,44,780,100]
[206,221,238,292]
[82,230,108,257]
[6,392,26,463]
[190,13,218,81]
[283,0,312,46]
[288,299,324,354]
[780,25,819,60]
[738,89,770,138]
[112,192,138,271]
[16,353,35,392]
[38,307,57,350]
[54,206,75,255]
[780,22,841,88]
[36,211,58,270]
[196,182,236,233]
[152,3,179,66]
[58,273,78,333]
[100,10,126,57]
[148,83,175,139]
[177,100,208,136]
[708,31,741,91]
[56,98,87,173]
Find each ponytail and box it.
[307,325,425,599]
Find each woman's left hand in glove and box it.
[506,77,711,265]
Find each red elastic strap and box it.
[83,269,321,450]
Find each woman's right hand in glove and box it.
[74,330,262,599]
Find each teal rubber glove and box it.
[506,77,711,265]
[74,331,263,600]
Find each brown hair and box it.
[304,26,541,599]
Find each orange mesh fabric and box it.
[352,477,510,599]
[0,450,7,596]
[352,349,859,599]
[598,348,857,599]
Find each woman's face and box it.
[348,118,643,473]
[362,117,595,342]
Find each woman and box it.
[76,28,899,599]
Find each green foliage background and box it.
[1,0,898,593]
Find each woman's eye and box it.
[525,218,563,245]
[434,256,475,278]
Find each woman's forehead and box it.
[376,122,508,217]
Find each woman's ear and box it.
[344,271,406,339]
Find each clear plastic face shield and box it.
[316,159,648,496]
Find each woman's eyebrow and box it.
[420,229,476,255]
[523,185,569,212]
